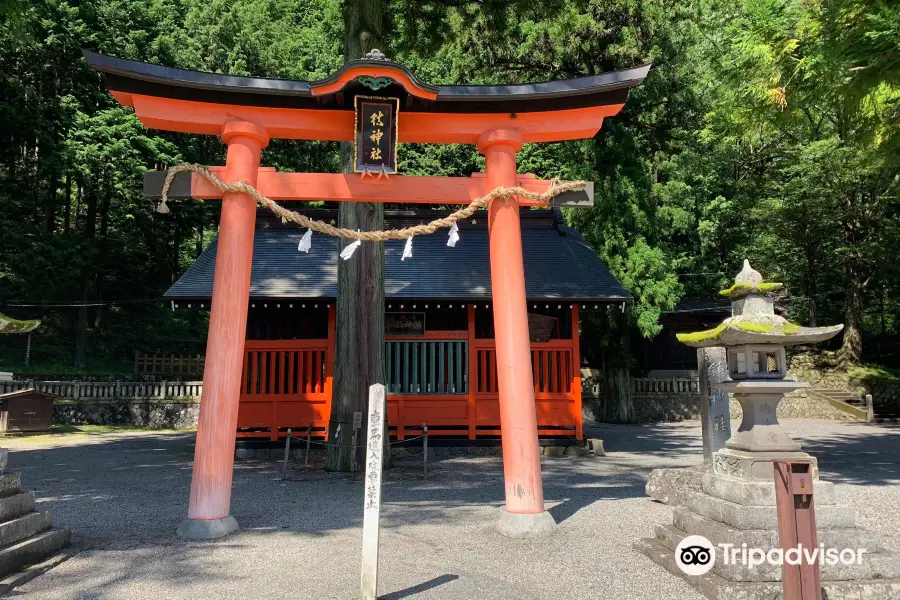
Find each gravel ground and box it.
[3,419,898,600]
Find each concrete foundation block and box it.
[564,445,592,458]
[646,465,706,506]
[496,510,557,538]
[177,516,238,540]
[234,448,254,459]
[586,438,605,456]
[542,446,566,458]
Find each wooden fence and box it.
[632,377,699,394]
[133,352,205,376]
[0,380,203,400]
[385,340,468,395]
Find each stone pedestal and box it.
[635,389,900,599]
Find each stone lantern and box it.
[636,261,900,597]
[677,260,843,501]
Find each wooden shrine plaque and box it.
[355,96,399,175]
[385,312,425,336]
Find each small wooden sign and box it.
[385,312,425,336]
[355,96,399,175]
[360,384,386,600]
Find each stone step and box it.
[654,524,900,582]
[0,529,71,577]
[0,493,35,524]
[683,490,856,531]
[703,473,835,506]
[810,389,855,397]
[0,550,73,596]
[634,537,900,600]
[0,513,52,549]
[0,474,21,500]
[672,507,888,553]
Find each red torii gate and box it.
[85,50,648,539]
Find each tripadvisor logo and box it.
[675,535,868,576]
[675,535,716,576]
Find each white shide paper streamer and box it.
[447,222,460,247]
[401,236,413,261]
[340,240,361,260]
[297,229,313,253]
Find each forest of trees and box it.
[0,0,897,373]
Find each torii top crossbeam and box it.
[84,51,648,144]
[84,49,649,540]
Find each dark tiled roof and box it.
[165,210,631,301]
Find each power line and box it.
[2,299,165,307]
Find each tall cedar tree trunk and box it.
[805,244,817,327]
[63,172,71,235]
[44,172,57,233]
[325,0,388,472]
[94,190,110,328]
[839,192,863,363]
[74,179,98,367]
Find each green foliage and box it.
[1,0,898,374]
[848,364,900,384]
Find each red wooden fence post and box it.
[571,305,583,440]
[467,304,477,440]
[773,460,822,600]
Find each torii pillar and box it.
[177,121,269,540]
[479,130,556,537]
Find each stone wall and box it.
[631,379,699,424]
[53,399,199,429]
[608,367,858,424]
[728,389,854,422]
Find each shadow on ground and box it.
[4,420,898,599]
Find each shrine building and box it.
[165,208,630,442]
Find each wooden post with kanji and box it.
[361,383,386,600]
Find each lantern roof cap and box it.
[677,260,843,348]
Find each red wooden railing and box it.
[235,305,582,440]
[471,338,581,439]
[236,307,335,440]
